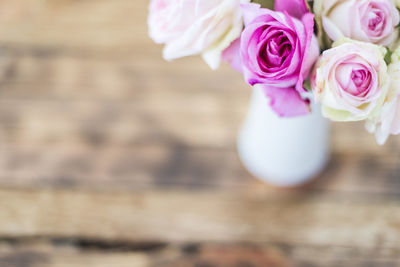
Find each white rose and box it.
[148,0,249,69]
[366,46,400,144]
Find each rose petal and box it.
[390,95,400,135]
[222,38,243,72]
[259,84,311,117]
[274,0,309,19]
[240,3,273,26]
[296,12,319,93]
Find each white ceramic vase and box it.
[237,86,331,187]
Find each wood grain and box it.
[0,188,400,266]
[0,0,399,266]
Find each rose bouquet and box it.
[148,0,400,145]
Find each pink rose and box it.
[223,1,319,117]
[311,39,390,122]
[318,0,400,46]
[148,0,249,69]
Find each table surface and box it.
[0,1,399,266]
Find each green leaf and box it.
[385,50,393,65]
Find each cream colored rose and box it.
[366,46,400,144]
[148,0,249,70]
[311,38,390,122]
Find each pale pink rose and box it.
[148,0,249,69]
[317,0,399,46]
[311,39,390,122]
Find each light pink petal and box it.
[274,0,309,19]
[260,84,311,117]
[240,3,265,26]
[222,38,243,72]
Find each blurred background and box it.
[0,0,399,266]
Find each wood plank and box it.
[0,111,399,193]
[0,46,261,124]
[0,239,151,267]
[0,0,149,50]
[0,240,399,267]
[0,143,399,194]
[1,188,400,249]
[0,144,252,190]
[161,244,400,267]
[0,98,244,149]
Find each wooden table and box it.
[0,1,399,266]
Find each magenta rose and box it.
[223,1,319,117]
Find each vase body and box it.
[237,87,331,187]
